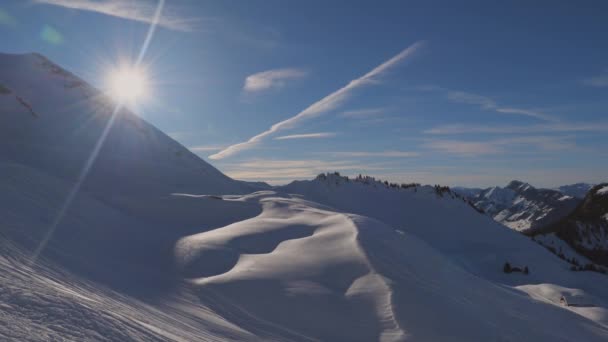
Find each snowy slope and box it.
[0,236,260,342]
[3,53,608,341]
[0,52,251,221]
[0,159,264,340]
[177,191,608,341]
[5,179,608,341]
[280,174,608,334]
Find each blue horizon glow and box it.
[1,0,607,188]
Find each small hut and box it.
[560,294,592,307]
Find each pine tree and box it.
[523,266,529,275]
[503,262,512,273]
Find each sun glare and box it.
[106,66,148,104]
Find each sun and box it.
[106,66,148,104]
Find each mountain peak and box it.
[506,180,532,191]
[0,51,51,67]
[594,184,608,197]
[0,53,249,206]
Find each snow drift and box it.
[2,53,608,341]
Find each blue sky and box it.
[1,0,607,187]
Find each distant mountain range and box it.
[555,183,596,199]
[453,180,583,233]
[533,184,608,267]
[455,181,607,270]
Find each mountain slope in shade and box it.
[450,186,483,199]
[533,184,608,267]
[0,52,258,294]
[0,53,251,213]
[555,183,595,199]
[454,180,580,233]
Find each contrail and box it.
[209,41,425,160]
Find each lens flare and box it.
[107,66,148,103]
[28,0,166,266]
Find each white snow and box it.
[190,193,603,341]
[598,186,608,195]
[2,53,608,341]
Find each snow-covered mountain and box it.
[454,180,580,233]
[450,186,483,199]
[0,53,252,217]
[0,51,260,295]
[3,53,608,341]
[555,183,595,199]
[533,184,608,268]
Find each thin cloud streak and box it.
[189,145,226,152]
[423,136,576,156]
[424,140,500,156]
[209,41,425,160]
[381,168,605,189]
[34,0,200,31]
[446,91,495,109]
[244,68,307,93]
[424,121,608,135]
[582,75,608,87]
[327,150,419,158]
[340,107,386,118]
[221,158,390,184]
[446,90,557,122]
[226,159,379,170]
[275,132,336,140]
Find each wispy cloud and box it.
[423,136,575,156]
[424,140,500,156]
[220,158,389,184]
[380,167,607,189]
[274,132,336,140]
[34,0,200,31]
[582,73,608,87]
[243,68,307,93]
[446,91,496,109]
[424,121,608,135]
[189,145,226,152]
[445,90,557,122]
[327,150,419,158]
[210,41,425,160]
[340,107,386,118]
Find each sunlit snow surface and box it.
[2,53,608,341]
[4,179,608,341]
